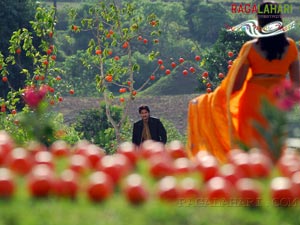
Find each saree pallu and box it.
[187,43,253,162]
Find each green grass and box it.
[1,184,300,225]
[1,197,300,225]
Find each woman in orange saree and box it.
[186,2,300,162]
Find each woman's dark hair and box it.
[257,1,289,61]
[138,105,150,113]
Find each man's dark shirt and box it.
[132,117,167,145]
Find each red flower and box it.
[23,85,48,108]
[273,80,300,111]
[293,88,300,102]
[277,98,295,111]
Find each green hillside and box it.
[141,71,200,96]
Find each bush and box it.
[160,118,186,145]
[0,110,81,146]
[72,102,123,153]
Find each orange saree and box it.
[187,38,298,162]
[187,42,252,162]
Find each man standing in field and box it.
[132,105,167,146]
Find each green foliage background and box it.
[2,0,299,98]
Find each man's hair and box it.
[138,105,150,113]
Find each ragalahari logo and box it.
[231,3,293,15]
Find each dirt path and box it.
[53,94,198,134]
[53,94,300,148]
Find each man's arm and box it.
[132,123,139,145]
[158,119,167,144]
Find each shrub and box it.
[72,102,123,153]
[0,108,81,146]
[160,118,186,145]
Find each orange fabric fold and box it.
[237,77,285,150]
[187,43,252,162]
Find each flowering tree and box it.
[0,5,72,145]
[68,0,163,144]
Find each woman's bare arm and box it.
[289,59,300,87]
[232,64,249,93]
